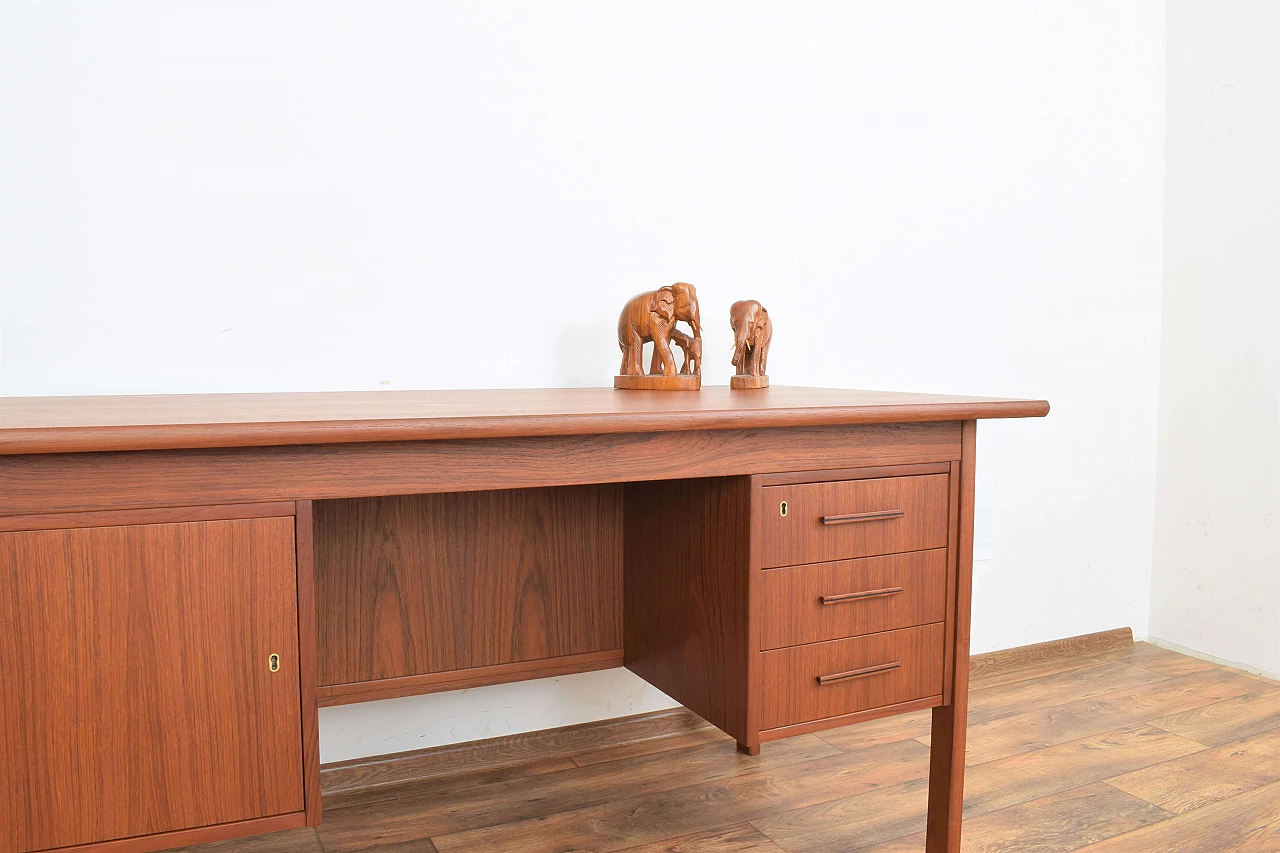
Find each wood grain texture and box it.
[952,669,1263,767]
[968,627,1136,683]
[925,419,977,853]
[41,815,309,853]
[0,502,295,533]
[623,477,755,748]
[755,463,952,487]
[1149,686,1280,747]
[760,549,948,650]
[170,635,1280,853]
[1069,779,1280,853]
[294,502,322,828]
[0,517,304,852]
[427,740,932,853]
[0,386,1049,455]
[314,486,622,689]
[316,650,624,706]
[760,474,949,569]
[0,422,961,517]
[317,735,843,852]
[760,624,946,730]
[1105,725,1280,814]
[320,708,714,801]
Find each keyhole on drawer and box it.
[779,501,788,517]
[268,653,280,673]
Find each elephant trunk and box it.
[732,322,749,369]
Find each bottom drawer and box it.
[760,623,945,730]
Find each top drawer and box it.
[761,473,949,568]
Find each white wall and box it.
[0,2,1167,760]
[1149,0,1280,677]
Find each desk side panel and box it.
[624,477,754,745]
[0,423,961,517]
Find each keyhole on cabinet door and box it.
[269,653,280,673]
[779,501,788,517]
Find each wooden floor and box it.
[182,641,1280,853]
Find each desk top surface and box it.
[0,386,1049,455]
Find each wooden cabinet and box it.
[0,510,308,853]
[624,461,959,756]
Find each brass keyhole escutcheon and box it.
[779,501,788,517]
[268,653,280,673]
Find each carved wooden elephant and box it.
[648,282,702,376]
[618,287,677,376]
[730,300,772,377]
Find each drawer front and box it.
[760,623,945,730]
[760,549,948,650]
[761,474,949,569]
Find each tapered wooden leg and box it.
[925,700,967,851]
[926,420,976,853]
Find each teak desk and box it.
[0,386,1048,853]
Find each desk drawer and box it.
[760,623,945,730]
[760,549,947,650]
[761,474,949,569]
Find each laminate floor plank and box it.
[1066,779,1280,853]
[1150,688,1280,747]
[935,669,1258,766]
[611,824,787,853]
[1105,726,1280,815]
[428,740,932,852]
[849,783,1169,853]
[965,660,1170,726]
[318,734,840,852]
[570,724,729,768]
[321,756,579,812]
[750,724,1201,852]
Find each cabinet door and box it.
[0,516,304,853]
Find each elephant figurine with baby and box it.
[615,282,703,389]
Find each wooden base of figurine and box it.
[614,374,702,391]
[730,374,769,390]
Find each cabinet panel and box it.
[0,517,303,853]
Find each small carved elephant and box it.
[617,287,678,376]
[730,300,772,377]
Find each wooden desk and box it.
[0,387,1048,853]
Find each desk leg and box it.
[925,420,976,853]
[925,696,968,851]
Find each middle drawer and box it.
[760,549,948,650]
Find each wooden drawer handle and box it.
[816,661,901,685]
[820,510,905,525]
[820,586,905,605]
